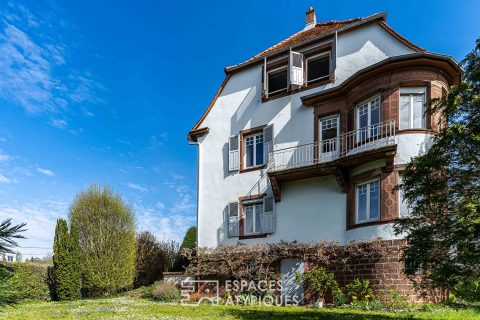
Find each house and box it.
[188,8,461,301]
[1,252,16,262]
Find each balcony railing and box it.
[268,120,396,172]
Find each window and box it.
[7,256,13,262]
[267,67,288,95]
[319,114,339,155]
[356,96,381,140]
[244,202,264,235]
[356,179,380,223]
[398,175,412,217]
[244,133,264,168]
[306,53,330,84]
[400,87,426,130]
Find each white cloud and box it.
[36,167,54,176]
[126,182,148,193]
[50,118,68,129]
[0,151,11,162]
[0,173,11,183]
[0,3,105,117]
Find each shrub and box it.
[134,231,165,288]
[0,262,50,302]
[173,227,197,271]
[332,288,347,306]
[151,281,180,302]
[346,278,373,302]
[0,265,20,306]
[382,285,409,309]
[295,267,338,303]
[452,278,480,302]
[52,219,82,301]
[69,185,136,296]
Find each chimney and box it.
[305,7,316,30]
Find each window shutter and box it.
[289,50,304,86]
[263,124,273,164]
[331,31,337,74]
[228,135,239,171]
[228,202,239,237]
[263,196,275,234]
[263,57,268,99]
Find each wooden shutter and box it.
[263,124,274,164]
[263,196,275,234]
[289,50,304,86]
[228,135,239,171]
[228,202,239,237]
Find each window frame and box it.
[242,201,264,236]
[399,87,426,130]
[355,94,381,130]
[355,178,381,224]
[398,174,412,217]
[305,52,331,84]
[266,66,288,96]
[243,131,265,169]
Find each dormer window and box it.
[267,66,288,96]
[306,53,330,84]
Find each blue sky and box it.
[0,0,478,259]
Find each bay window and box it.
[356,179,380,223]
[400,87,426,129]
[356,95,381,140]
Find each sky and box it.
[0,0,478,260]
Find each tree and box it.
[0,219,26,254]
[174,227,197,271]
[52,219,82,300]
[134,231,165,288]
[69,185,136,296]
[394,38,480,292]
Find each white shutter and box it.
[332,31,337,74]
[263,57,268,99]
[289,50,304,86]
[263,196,275,234]
[263,124,273,164]
[228,135,239,171]
[228,202,239,237]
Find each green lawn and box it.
[0,297,479,320]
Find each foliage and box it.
[2,296,480,320]
[346,279,373,302]
[452,278,480,302]
[0,264,20,306]
[52,219,82,301]
[0,262,50,302]
[173,226,197,271]
[68,184,136,296]
[0,219,27,254]
[184,240,385,284]
[332,288,347,306]
[134,231,165,288]
[394,38,480,292]
[381,285,409,309]
[159,240,180,272]
[150,281,181,302]
[295,267,338,302]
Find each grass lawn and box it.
[0,297,479,320]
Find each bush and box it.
[0,262,50,302]
[151,281,180,302]
[452,278,480,302]
[134,231,165,288]
[69,185,136,296]
[332,288,347,306]
[346,278,373,302]
[382,285,409,309]
[295,267,338,303]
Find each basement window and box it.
[267,66,288,95]
[306,53,330,84]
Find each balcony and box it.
[267,120,397,201]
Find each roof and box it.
[225,12,425,73]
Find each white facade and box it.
[191,15,449,248]
[1,253,16,262]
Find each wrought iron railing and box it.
[268,120,396,172]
